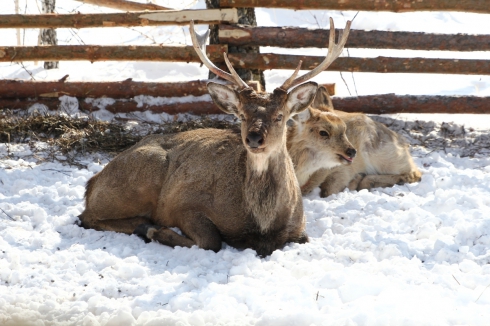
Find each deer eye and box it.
[276,114,283,122]
[319,130,329,137]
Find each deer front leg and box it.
[78,213,152,235]
[300,168,329,195]
[134,211,222,252]
[319,166,358,198]
[357,171,421,191]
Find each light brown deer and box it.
[288,85,422,197]
[287,106,357,194]
[78,19,352,256]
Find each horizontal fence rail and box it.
[73,0,172,11]
[0,80,210,98]
[219,25,490,51]
[0,79,272,98]
[0,45,226,63]
[226,54,490,75]
[332,95,490,114]
[1,2,490,115]
[0,9,238,29]
[3,95,488,115]
[2,46,489,75]
[0,98,222,115]
[219,0,490,14]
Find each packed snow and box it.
[1,0,490,325]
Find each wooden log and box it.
[0,79,210,98]
[3,95,490,115]
[0,79,265,98]
[332,95,490,114]
[226,53,490,75]
[0,9,238,29]
[0,44,226,63]
[0,98,223,115]
[1,45,488,76]
[219,25,490,52]
[73,0,171,11]
[219,0,490,14]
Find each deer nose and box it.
[246,132,264,148]
[345,148,357,158]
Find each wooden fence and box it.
[0,0,489,115]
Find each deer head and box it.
[190,18,351,161]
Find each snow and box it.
[1,0,490,325]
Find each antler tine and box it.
[190,21,248,88]
[282,18,352,90]
[223,52,250,89]
[279,60,303,90]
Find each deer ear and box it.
[312,85,334,111]
[207,82,240,115]
[286,82,318,115]
[295,107,312,123]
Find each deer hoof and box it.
[133,224,159,243]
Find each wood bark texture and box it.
[0,98,222,115]
[225,54,490,75]
[219,0,490,14]
[0,79,265,98]
[1,45,488,75]
[219,25,490,52]
[0,45,226,63]
[0,9,238,28]
[332,95,490,114]
[3,95,490,114]
[0,80,210,98]
[73,0,171,11]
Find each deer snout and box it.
[337,146,356,164]
[246,131,264,148]
[345,147,356,158]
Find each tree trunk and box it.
[205,0,265,90]
[40,0,58,69]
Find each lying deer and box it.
[78,19,352,256]
[288,86,422,197]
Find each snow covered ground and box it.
[1,0,490,325]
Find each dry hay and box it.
[372,116,490,158]
[0,109,236,167]
[1,109,489,168]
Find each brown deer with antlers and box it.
[78,19,351,256]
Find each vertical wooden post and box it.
[39,0,59,69]
[205,0,265,90]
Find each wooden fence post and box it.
[40,0,58,69]
[205,0,265,90]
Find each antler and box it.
[280,18,352,90]
[189,21,249,89]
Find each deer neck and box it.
[287,129,322,188]
[244,143,296,233]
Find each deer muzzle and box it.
[246,131,265,149]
